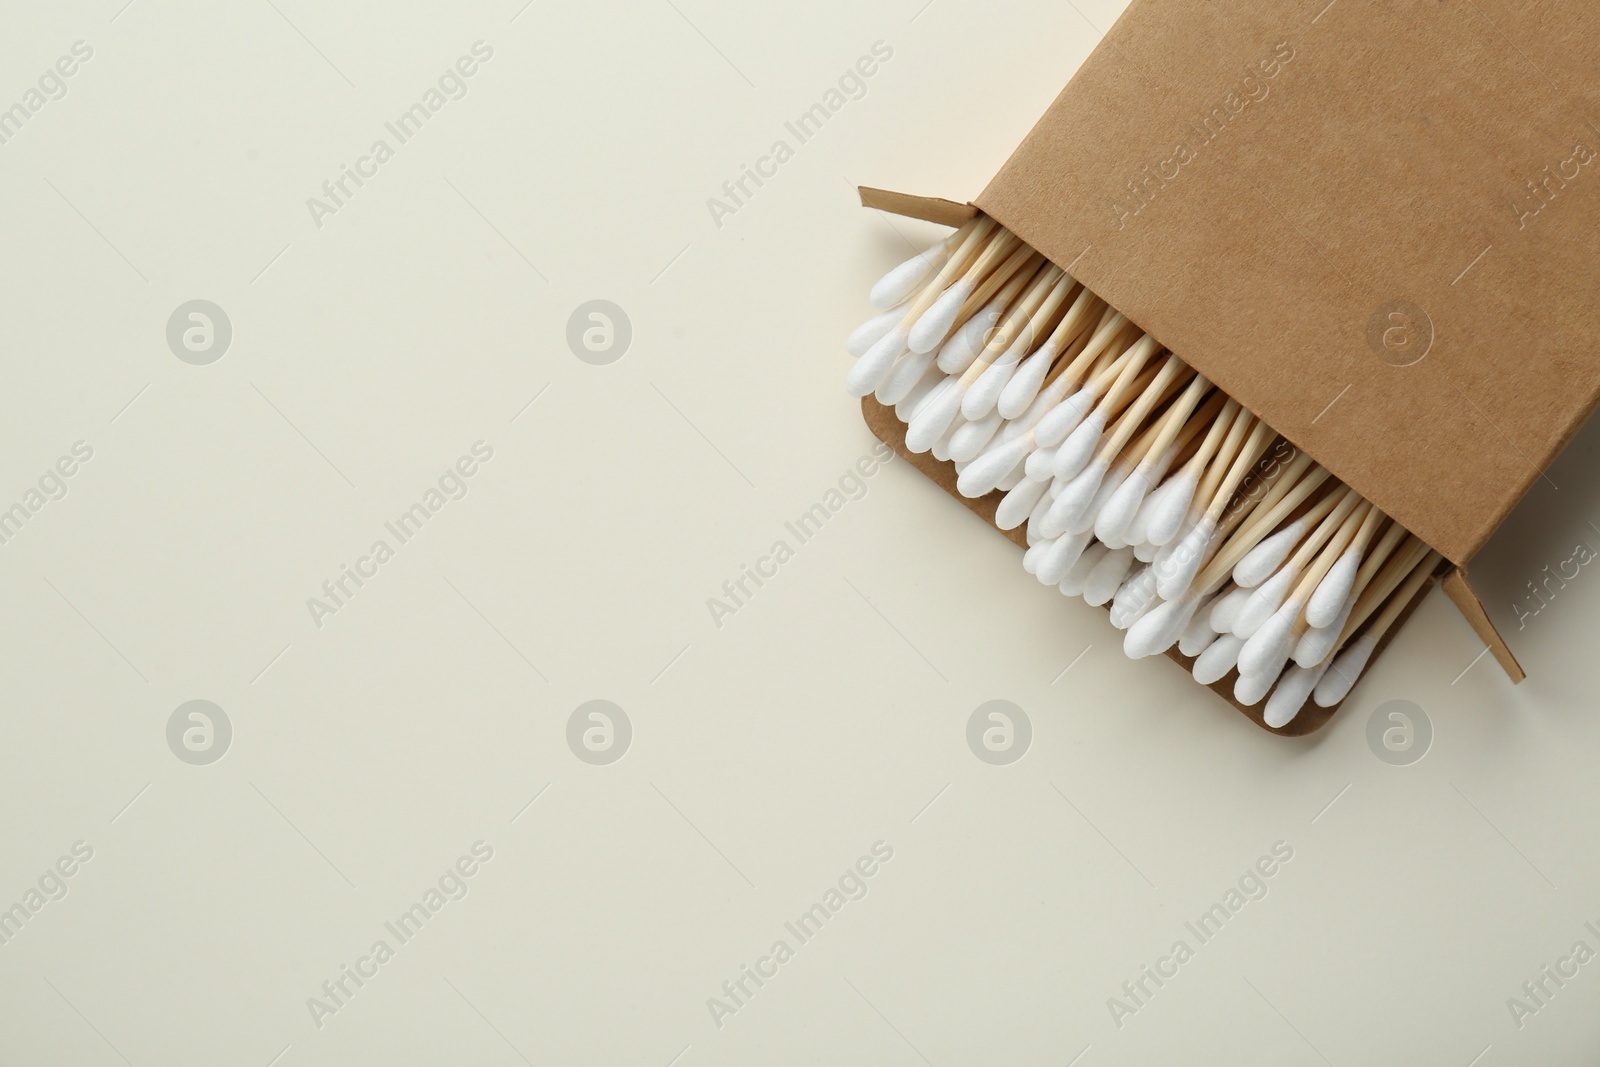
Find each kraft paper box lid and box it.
[970,0,1600,572]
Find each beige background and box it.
[1,0,1597,1064]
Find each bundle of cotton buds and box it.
[847,216,1442,727]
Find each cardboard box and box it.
[853,0,1600,729]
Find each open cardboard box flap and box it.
[858,185,1525,684]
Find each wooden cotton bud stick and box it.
[1045,355,1190,533]
[1236,500,1372,679]
[963,338,1145,501]
[907,228,1020,353]
[847,217,997,395]
[1051,335,1165,482]
[1158,436,1304,604]
[903,264,1041,452]
[1248,505,1376,681]
[1139,398,1242,548]
[1151,414,1271,602]
[1028,356,1167,499]
[1123,422,1280,659]
[1304,505,1386,628]
[1123,391,1226,547]
[1217,456,1329,587]
[1313,545,1441,707]
[1095,377,1213,544]
[949,244,1047,335]
[1289,519,1411,670]
[1024,312,1135,446]
[958,264,1061,384]
[962,270,1077,420]
[994,309,1120,459]
[939,254,1065,376]
[932,244,1044,375]
[1231,487,1361,638]
[997,286,1105,418]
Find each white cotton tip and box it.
[875,347,938,406]
[871,248,945,310]
[846,326,909,396]
[1033,387,1097,448]
[1127,500,1155,548]
[1233,667,1276,707]
[1024,444,1061,481]
[998,342,1056,420]
[1313,634,1377,706]
[1044,458,1109,537]
[1236,603,1298,678]
[1052,412,1105,482]
[1192,633,1244,684]
[1233,519,1305,588]
[893,364,945,423]
[1026,478,1059,535]
[1207,586,1252,634]
[948,410,1004,463]
[1081,465,1131,534]
[1022,540,1044,575]
[1306,550,1361,629]
[1293,596,1353,668]
[936,304,1000,374]
[904,378,964,452]
[1095,467,1153,545]
[907,374,955,420]
[996,477,1051,531]
[1178,609,1220,657]
[847,305,906,356]
[1142,473,1198,547]
[908,279,972,353]
[1233,567,1296,638]
[1123,595,1198,659]
[1058,541,1109,597]
[996,466,1024,492]
[957,436,1029,498]
[1264,662,1328,728]
[1003,385,1063,444]
[961,346,1024,420]
[930,417,963,462]
[1133,540,1158,562]
[1109,565,1159,629]
[1036,528,1094,585]
[1084,546,1136,606]
[1154,520,1214,601]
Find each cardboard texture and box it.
[972,0,1600,569]
[861,397,1441,735]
